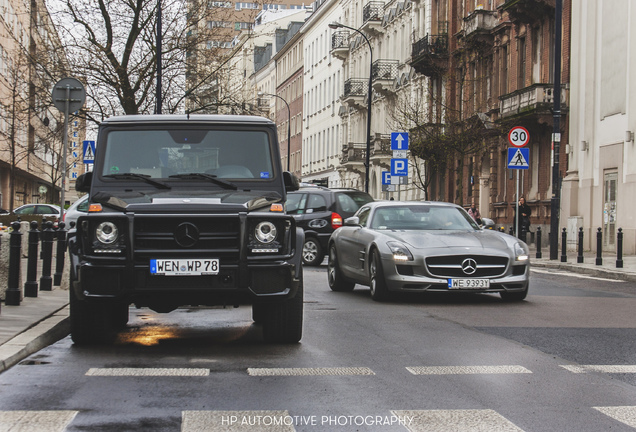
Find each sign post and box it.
[391,133,409,199]
[508,127,530,239]
[52,78,86,219]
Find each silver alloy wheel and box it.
[303,240,318,262]
[369,257,378,296]
[327,246,336,285]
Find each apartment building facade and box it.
[0,0,70,211]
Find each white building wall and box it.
[565,0,636,254]
[301,0,344,186]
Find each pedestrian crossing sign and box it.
[507,147,529,170]
[83,140,95,164]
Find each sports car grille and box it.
[425,255,509,278]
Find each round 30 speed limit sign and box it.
[508,126,529,148]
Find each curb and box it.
[531,260,636,283]
[0,306,70,373]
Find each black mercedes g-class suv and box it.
[68,115,304,344]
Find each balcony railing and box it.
[463,9,497,38]
[371,60,398,94]
[341,142,367,164]
[362,1,385,34]
[363,2,384,23]
[344,78,368,98]
[372,60,398,81]
[499,83,569,118]
[331,31,350,59]
[409,33,449,76]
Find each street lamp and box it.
[259,92,291,171]
[329,22,373,193]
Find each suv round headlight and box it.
[96,222,118,244]
[255,221,277,244]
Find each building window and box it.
[518,37,526,88]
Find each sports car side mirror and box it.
[344,216,360,226]
[480,217,495,229]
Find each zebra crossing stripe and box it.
[85,368,210,376]
[593,406,636,428]
[560,365,636,374]
[247,367,375,376]
[182,410,295,431]
[391,409,524,432]
[406,366,532,375]
[0,410,78,432]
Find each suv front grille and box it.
[134,215,240,255]
[425,255,509,278]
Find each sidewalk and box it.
[1,248,635,374]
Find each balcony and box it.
[361,1,385,35]
[371,60,398,94]
[341,142,367,164]
[499,83,569,119]
[342,78,368,109]
[462,9,497,40]
[500,0,555,24]
[331,31,350,60]
[371,134,391,157]
[409,34,449,77]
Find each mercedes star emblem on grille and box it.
[461,258,477,275]
[175,222,199,248]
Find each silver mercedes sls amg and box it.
[327,201,530,301]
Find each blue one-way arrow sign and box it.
[391,132,409,150]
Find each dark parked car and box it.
[328,201,530,302]
[286,186,373,266]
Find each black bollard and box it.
[54,222,67,286]
[6,222,23,305]
[536,226,542,259]
[596,227,603,266]
[40,221,54,291]
[520,225,527,244]
[577,227,584,264]
[560,228,567,262]
[616,227,623,268]
[24,221,40,297]
[509,226,514,236]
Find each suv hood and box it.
[92,190,283,213]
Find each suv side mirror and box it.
[283,171,300,191]
[75,172,92,192]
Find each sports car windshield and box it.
[370,205,479,231]
[101,129,274,180]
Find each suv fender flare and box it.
[293,227,305,279]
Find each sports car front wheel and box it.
[328,244,355,292]
[369,250,391,302]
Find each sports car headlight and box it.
[515,242,529,261]
[387,241,414,261]
[96,222,119,245]
[255,221,277,244]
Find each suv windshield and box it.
[101,128,274,180]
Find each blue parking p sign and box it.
[382,171,391,185]
[391,158,408,176]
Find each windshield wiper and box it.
[168,173,238,190]
[103,173,171,189]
